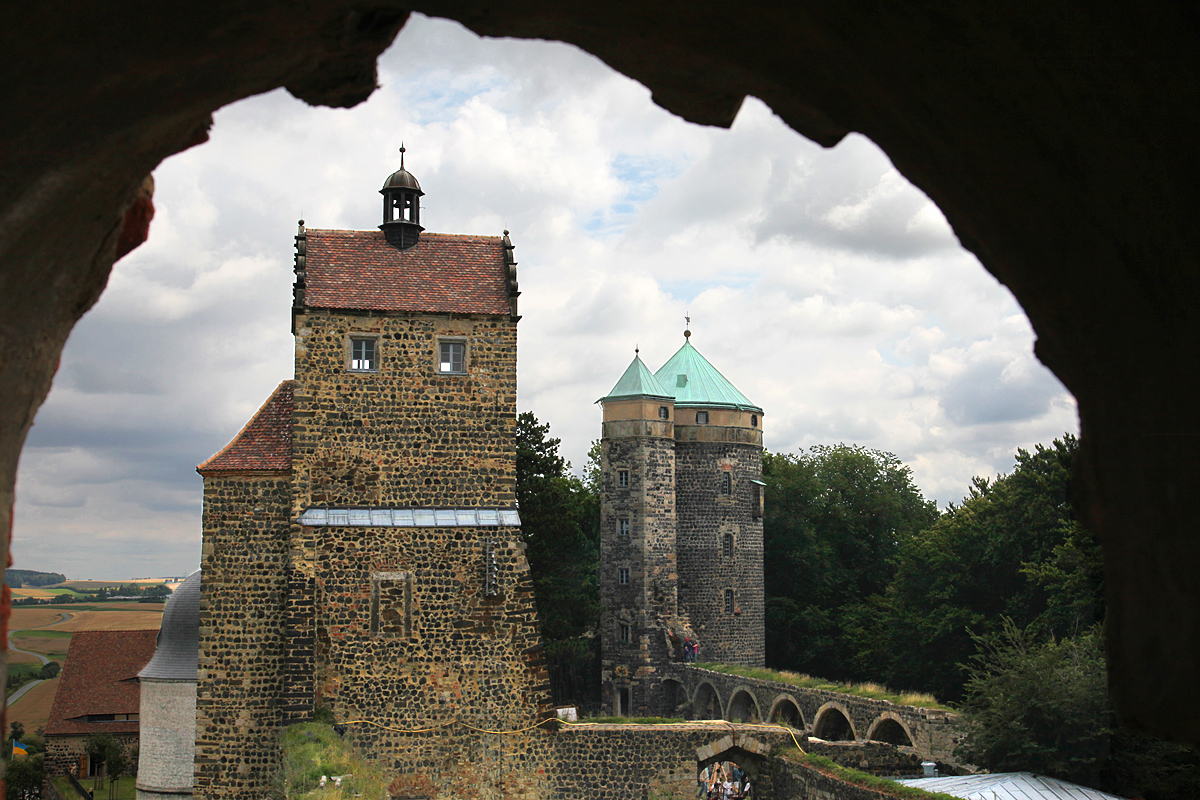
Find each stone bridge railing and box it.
[666,665,963,764]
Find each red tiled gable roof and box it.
[197,380,293,474]
[304,229,511,315]
[45,629,159,737]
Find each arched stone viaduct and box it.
[667,666,961,764]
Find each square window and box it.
[725,589,735,614]
[438,340,466,374]
[659,406,670,420]
[618,518,630,537]
[620,622,631,643]
[618,469,630,488]
[618,567,629,585]
[721,472,732,495]
[723,534,733,557]
[349,337,377,371]
[696,411,709,424]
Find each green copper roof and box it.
[599,354,674,402]
[653,339,762,412]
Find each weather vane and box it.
[684,313,692,339]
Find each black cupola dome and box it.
[379,145,424,250]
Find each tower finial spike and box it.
[635,343,639,356]
[684,313,692,339]
[399,142,405,170]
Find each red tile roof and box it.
[197,380,293,475]
[303,230,512,315]
[45,629,159,736]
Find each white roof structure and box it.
[896,772,1129,800]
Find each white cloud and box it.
[12,14,1078,579]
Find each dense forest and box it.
[517,414,1199,799]
[4,569,67,588]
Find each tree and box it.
[956,620,1111,785]
[85,732,118,787]
[854,435,1102,702]
[762,444,938,681]
[4,752,44,800]
[516,412,601,707]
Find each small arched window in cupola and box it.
[379,144,425,250]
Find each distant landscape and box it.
[5,569,186,605]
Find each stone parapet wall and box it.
[194,473,291,800]
[769,756,912,800]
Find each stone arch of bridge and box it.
[725,687,762,722]
[766,694,805,729]
[662,678,689,715]
[696,736,773,788]
[692,681,723,720]
[812,701,857,742]
[866,712,915,747]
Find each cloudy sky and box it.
[13,14,1077,579]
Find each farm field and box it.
[7,603,164,733]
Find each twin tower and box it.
[598,330,766,717]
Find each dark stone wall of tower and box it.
[675,435,765,667]
[194,474,290,799]
[599,426,679,716]
[290,310,518,510]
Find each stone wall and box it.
[291,311,518,510]
[600,432,679,716]
[674,438,764,668]
[547,723,789,799]
[769,756,911,800]
[194,474,291,799]
[46,733,139,777]
[137,679,198,796]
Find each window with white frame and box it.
[618,518,630,537]
[721,472,732,495]
[438,340,466,374]
[696,410,709,424]
[659,406,670,420]
[617,469,630,488]
[723,534,733,557]
[349,337,378,371]
[618,567,629,585]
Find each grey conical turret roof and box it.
[139,570,200,681]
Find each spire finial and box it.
[684,313,692,339]
[635,343,639,356]
[399,142,406,170]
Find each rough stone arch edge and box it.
[865,710,916,745]
[695,732,773,764]
[812,700,858,740]
[724,684,764,722]
[766,693,806,728]
[691,680,724,719]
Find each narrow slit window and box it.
[350,338,377,371]
[371,572,413,637]
[438,340,466,374]
[618,469,630,488]
[619,622,631,643]
[725,589,735,614]
[723,534,733,558]
[751,414,758,428]
[721,472,732,495]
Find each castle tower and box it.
[598,329,765,716]
[598,352,679,716]
[655,331,764,669]
[195,152,550,800]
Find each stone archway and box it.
[767,695,805,729]
[6,0,1200,749]
[725,688,762,723]
[812,702,856,742]
[693,682,723,720]
[663,678,689,716]
[866,713,915,747]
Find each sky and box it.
[12,14,1077,580]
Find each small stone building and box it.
[137,570,200,800]
[194,153,549,799]
[598,332,765,716]
[45,629,159,776]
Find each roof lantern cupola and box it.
[379,144,424,250]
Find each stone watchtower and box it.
[195,152,550,800]
[599,329,765,716]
